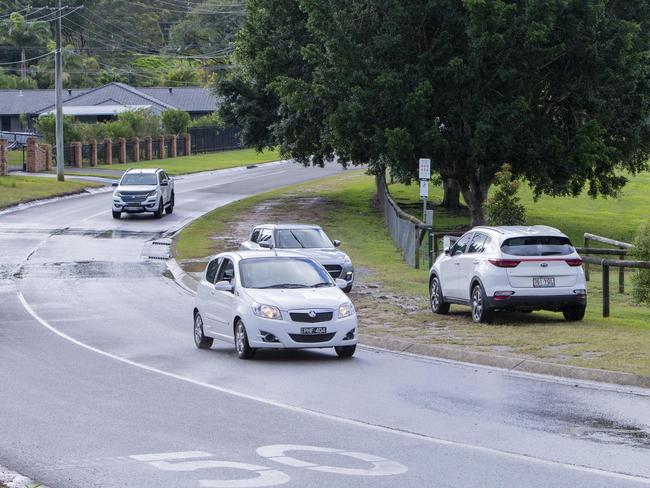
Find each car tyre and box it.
[563,305,586,321]
[112,210,121,219]
[194,312,213,349]
[471,284,493,323]
[166,192,174,215]
[430,276,450,314]
[154,198,164,219]
[235,320,255,359]
[335,345,356,358]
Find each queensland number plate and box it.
[301,327,327,335]
[533,277,555,288]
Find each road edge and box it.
[0,464,48,488]
[166,257,650,390]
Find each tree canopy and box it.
[217,0,650,225]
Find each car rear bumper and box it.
[486,294,586,311]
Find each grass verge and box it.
[0,175,103,210]
[175,171,650,377]
[94,148,282,176]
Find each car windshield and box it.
[239,257,334,289]
[120,173,157,186]
[275,228,333,249]
[501,236,574,256]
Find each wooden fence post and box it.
[619,248,625,294]
[602,261,610,318]
[583,235,590,281]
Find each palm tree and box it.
[0,12,51,80]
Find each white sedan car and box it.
[429,226,587,323]
[193,251,358,359]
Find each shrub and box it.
[34,114,80,145]
[630,221,650,304]
[189,112,223,128]
[162,109,191,135]
[118,108,162,138]
[486,163,526,226]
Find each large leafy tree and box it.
[220,0,650,225]
[0,12,51,80]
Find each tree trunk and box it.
[21,49,26,81]
[441,177,461,209]
[460,177,490,227]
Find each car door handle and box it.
[454,262,460,266]
[473,260,480,265]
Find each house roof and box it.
[0,88,89,115]
[40,105,153,116]
[0,83,217,116]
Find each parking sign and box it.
[420,180,429,198]
[419,158,431,180]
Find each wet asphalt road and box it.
[0,162,649,488]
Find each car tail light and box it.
[565,258,583,267]
[488,259,521,268]
[493,291,515,300]
[573,289,586,297]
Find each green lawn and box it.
[94,148,282,176]
[0,175,103,210]
[388,171,650,245]
[176,171,650,376]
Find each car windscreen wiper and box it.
[289,230,305,248]
[310,282,333,288]
[259,283,309,289]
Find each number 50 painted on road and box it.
[130,444,408,487]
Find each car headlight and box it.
[114,192,122,198]
[147,190,158,198]
[252,302,282,320]
[343,255,352,264]
[338,302,355,318]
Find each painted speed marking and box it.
[256,444,408,476]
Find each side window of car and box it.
[205,258,221,283]
[452,233,473,256]
[250,229,260,243]
[258,228,272,244]
[217,258,235,284]
[468,233,489,254]
[161,171,169,182]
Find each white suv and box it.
[111,168,174,219]
[429,226,587,323]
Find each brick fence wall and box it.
[0,139,8,176]
[26,137,52,173]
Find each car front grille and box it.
[323,265,342,278]
[290,312,333,323]
[120,191,149,203]
[289,332,336,343]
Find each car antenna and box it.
[270,242,279,257]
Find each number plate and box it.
[300,327,327,335]
[533,277,555,288]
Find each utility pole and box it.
[54,0,64,182]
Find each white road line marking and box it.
[130,452,212,462]
[17,292,650,485]
[256,445,407,477]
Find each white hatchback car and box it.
[429,226,587,323]
[193,251,358,359]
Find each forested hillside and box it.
[0,0,243,88]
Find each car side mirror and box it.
[214,281,233,293]
[333,240,341,247]
[335,278,347,290]
[112,182,118,187]
[444,247,450,256]
[258,241,271,249]
[160,181,169,186]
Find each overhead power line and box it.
[0,50,54,65]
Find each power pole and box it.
[54,0,64,182]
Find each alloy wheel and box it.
[430,279,440,310]
[472,287,483,322]
[236,323,245,353]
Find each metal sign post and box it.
[419,158,431,266]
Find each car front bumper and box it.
[246,314,358,349]
[113,197,160,213]
[485,294,586,311]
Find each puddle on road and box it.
[14,261,167,279]
[561,416,650,448]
